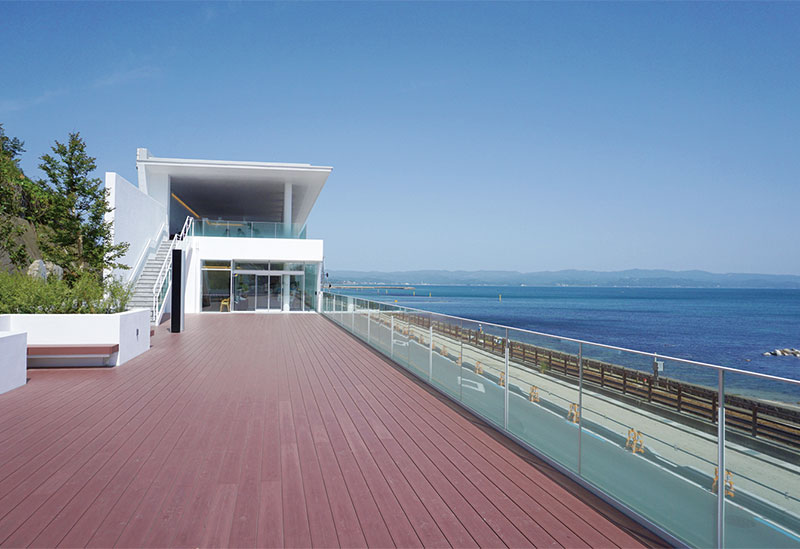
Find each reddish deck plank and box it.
[0,314,662,548]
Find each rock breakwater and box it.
[763,348,800,358]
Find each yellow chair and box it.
[219,298,230,312]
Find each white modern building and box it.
[106,149,332,323]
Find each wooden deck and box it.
[0,314,662,548]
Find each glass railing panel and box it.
[251,222,276,238]
[352,298,369,340]
[339,294,350,328]
[429,313,462,399]
[195,219,306,239]
[332,294,346,328]
[370,303,393,357]
[199,220,229,237]
[390,308,411,370]
[405,311,432,381]
[574,347,716,546]
[326,293,337,319]
[366,301,379,348]
[227,221,251,238]
[457,319,506,428]
[506,329,581,473]
[347,296,356,335]
[723,371,800,548]
[318,292,800,547]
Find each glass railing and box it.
[193,218,306,239]
[320,292,800,549]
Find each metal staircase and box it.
[130,216,194,325]
[130,239,173,320]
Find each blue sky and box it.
[2,2,799,274]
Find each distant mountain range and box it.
[327,269,800,289]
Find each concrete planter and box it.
[0,331,26,394]
[0,309,151,367]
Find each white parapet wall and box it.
[0,331,27,394]
[1,309,151,367]
[105,172,167,285]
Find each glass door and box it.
[268,275,282,310]
[255,275,270,310]
[233,273,255,311]
[289,274,304,311]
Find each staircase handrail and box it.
[129,221,167,288]
[151,216,194,323]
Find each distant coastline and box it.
[328,268,800,289]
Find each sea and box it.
[333,286,800,403]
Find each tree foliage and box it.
[0,123,25,160]
[0,124,129,281]
[0,124,35,269]
[37,132,129,282]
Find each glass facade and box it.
[201,260,319,312]
[304,263,319,311]
[201,261,231,312]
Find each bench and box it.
[27,344,120,368]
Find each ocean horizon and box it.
[332,285,800,401]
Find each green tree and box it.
[0,124,32,269]
[0,123,25,161]
[38,132,128,281]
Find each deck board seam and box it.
[0,336,209,545]
[26,323,226,547]
[315,314,639,547]
[308,317,541,547]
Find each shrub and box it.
[0,271,131,314]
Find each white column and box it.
[283,182,292,236]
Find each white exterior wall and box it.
[0,331,27,395]
[2,310,151,366]
[142,172,170,211]
[105,172,167,284]
[184,236,323,313]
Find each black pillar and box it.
[170,248,184,333]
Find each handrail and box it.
[129,221,167,287]
[326,291,800,386]
[150,217,194,323]
[320,291,800,548]
[194,218,307,239]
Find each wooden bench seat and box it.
[27,344,119,358]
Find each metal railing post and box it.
[428,322,433,382]
[390,314,394,358]
[504,329,510,430]
[717,370,726,549]
[578,342,583,476]
[367,309,371,342]
[459,320,464,402]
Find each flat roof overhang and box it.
[137,152,332,227]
